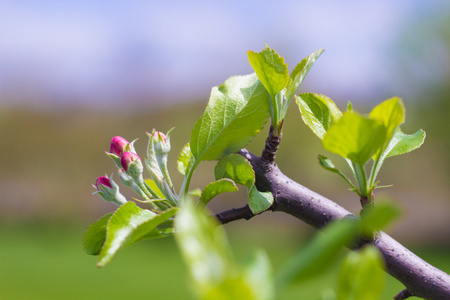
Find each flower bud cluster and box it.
[93,132,178,209]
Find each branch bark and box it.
[215,148,450,300]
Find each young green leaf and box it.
[248,186,274,214]
[190,73,270,162]
[337,246,384,300]
[177,142,193,176]
[386,128,426,158]
[83,213,112,255]
[144,179,165,199]
[214,154,255,188]
[296,93,342,139]
[97,202,178,267]
[199,178,238,207]
[247,47,289,98]
[176,200,273,300]
[318,155,356,190]
[369,97,405,139]
[285,49,324,102]
[276,219,360,289]
[322,112,387,165]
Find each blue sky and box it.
[1,0,449,109]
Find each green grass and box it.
[1,221,448,299]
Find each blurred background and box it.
[1,0,450,299]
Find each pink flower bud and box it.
[152,131,166,143]
[110,136,129,157]
[121,152,141,172]
[95,176,113,190]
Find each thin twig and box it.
[394,289,414,300]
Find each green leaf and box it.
[83,213,112,255]
[190,73,270,162]
[337,246,384,300]
[177,142,193,175]
[318,155,356,190]
[276,219,359,288]
[386,128,426,158]
[214,154,255,188]
[360,201,401,237]
[296,93,343,139]
[242,250,274,300]
[97,202,178,267]
[144,179,165,199]
[323,112,387,165]
[199,178,238,207]
[248,186,274,214]
[176,200,273,300]
[369,97,405,140]
[175,200,234,295]
[285,49,324,102]
[247,47,289,98]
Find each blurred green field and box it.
[1,220,449,300]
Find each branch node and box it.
[394,289,414,300]
[261,125,282,162]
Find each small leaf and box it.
[247,47,289,97]
[98,202,178,267]
[199,178,238,207]
[177,142,193,175]
[337,246,384,300]
[285,49,324,102]
[190,73,270,162]
[347,101,353,112]
[323,112,387,165]
[296,93,342,139]
[248,186,274,214]
[83,213,112,255]
[214,154,255,188]
[276,219,360,288]
[318,155,356,189]
[386,128,426,158]
[144,179,165,199]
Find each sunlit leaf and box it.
[296,93,342,139]
[247,47,289,97]
[177,142,193,175]
[97,202,178,267]
[191,73,270,162]
[276,219,359,288]
[144,179,165,199]
[337,246,384,300]
[83,213,112,255]
[386,128,426,158]
[285,49,324,102]
[176,200,273,300]
[323,112,386,165]
[242,250,274,300]
[199,179,238,207]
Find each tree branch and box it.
[216,148,450,300]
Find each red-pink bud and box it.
[121,152,141,172]
[152,131,166,142]
[95,176,113,190]
[110,136,129,157]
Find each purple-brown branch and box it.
[214,143,450,299]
